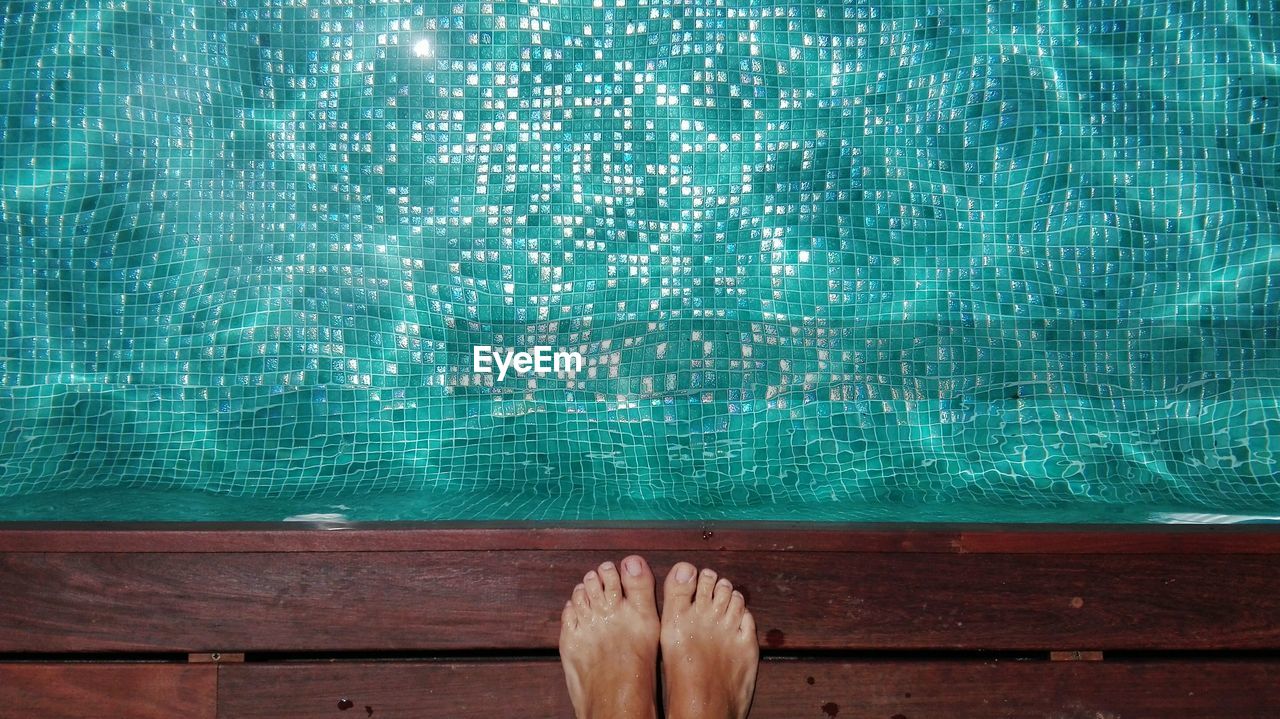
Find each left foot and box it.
[559,556,661,719]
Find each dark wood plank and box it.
[1,524,1278,554]
[2,550,1276,652]
[218,662,569,719]
[754,659,1280,719]
[216,659,1280,719]
[217,660,568,716]
[0,663,216,719]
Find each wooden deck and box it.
[1,523,1277,717]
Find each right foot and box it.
[559,556,661,719]
[660,563,760,719]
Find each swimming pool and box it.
[2,0,1280,523]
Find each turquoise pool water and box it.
[2,0,1280,522]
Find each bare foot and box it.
[660,563,760,719]
[559,555,661,719]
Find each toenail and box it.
[675,564,695,583]
[585,571,597,582]
[702,568,716,577]
[624,557,642,576]
[600,561,615,573]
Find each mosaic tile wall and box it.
[1,0,1279,515]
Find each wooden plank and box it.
[0,663,216,719]
[216,659,1280,719]
[1,523,1278,554]
[758,660,1280,719]
[2,550,1276,652]
[218,662,570,719]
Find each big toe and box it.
[663,561,698,609]
[620,555,657,613]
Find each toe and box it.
[598,561,622,606]
[572,583,590,618]
[663,561,698,608]
[694,567,718,608]
[561,599,577,630]
[739,608,757,639]
[712,577,734,613]
[583,570,606,606]
[726,590,746,625]
[620,555,657,613]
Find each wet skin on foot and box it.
[558,555,661,719]
[660,562,760,719]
